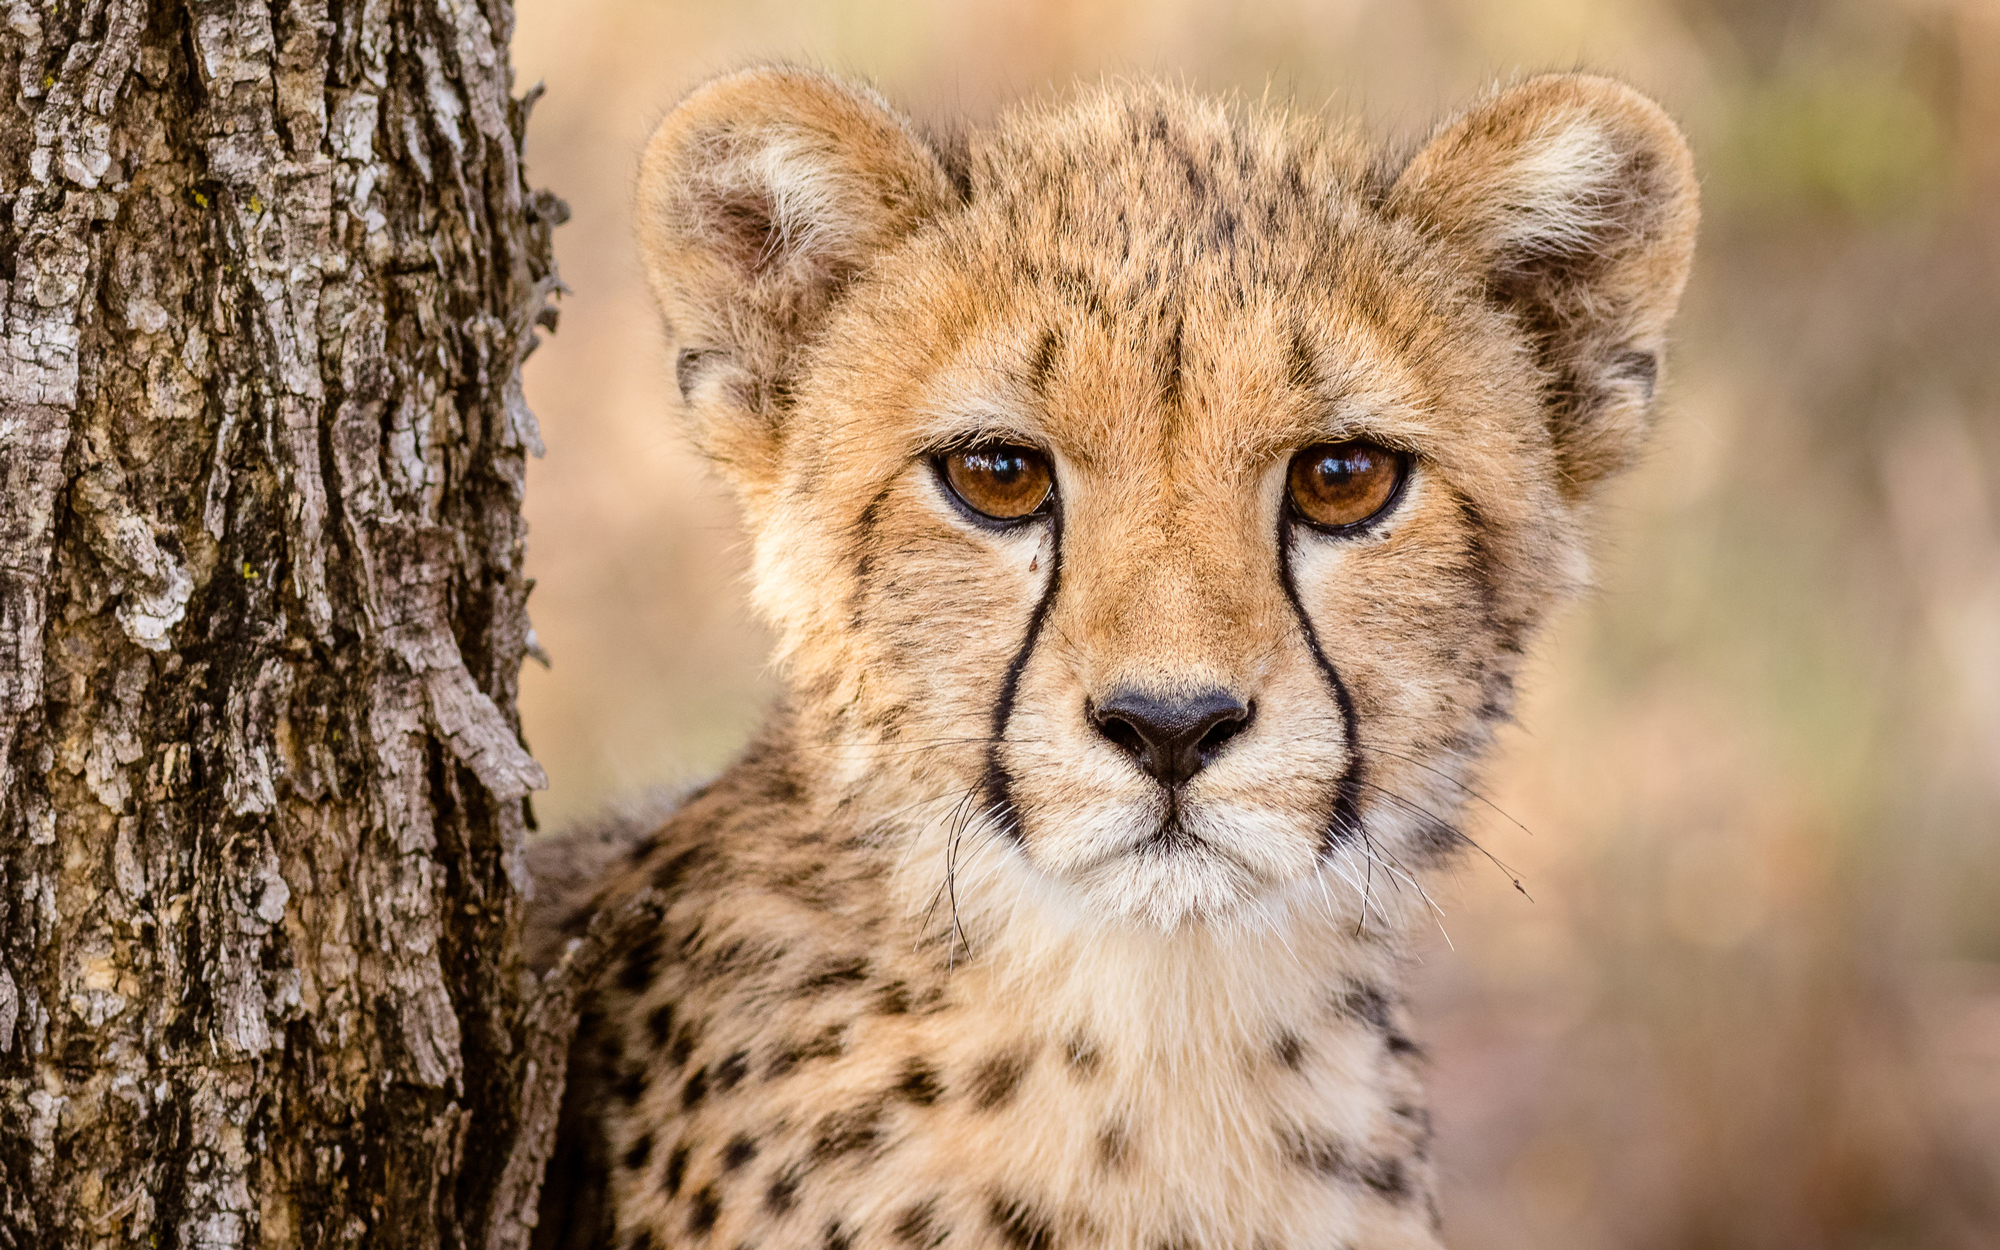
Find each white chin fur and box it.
[1028,799,1321,929]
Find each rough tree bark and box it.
[0,1,570,1244]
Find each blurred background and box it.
[509,0,2000,1245]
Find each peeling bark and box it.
[0,1,566,1244]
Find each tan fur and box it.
[542,67,1697,1250]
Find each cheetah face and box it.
[637,71,1696,928]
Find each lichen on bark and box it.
[0,1,569,1244]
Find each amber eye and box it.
[939,444,1054,522]
[1286,441,1409,532]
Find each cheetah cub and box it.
[536,68,1697,1250]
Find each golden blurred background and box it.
[510,0,2000,1244]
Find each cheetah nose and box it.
[1089,689,1254,789]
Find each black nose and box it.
[1090,689,1254,789]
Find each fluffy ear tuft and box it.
[1389,74,1699,496]
[636,67,956,482]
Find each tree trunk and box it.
[0,1,566,1244]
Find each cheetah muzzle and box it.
[532,66,1698,1250]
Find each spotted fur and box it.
[536,66,1697,1250]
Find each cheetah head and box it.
[636,70,1697,930]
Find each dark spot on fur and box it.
[893,1199,948,1248]
[1287,1133,1412,1203]
[646,1002,676,1048]
[619,932,663,993]
[1274,1031,1307,1070]
[1096,1121,1131,1171]
[613,1067,648,1106]
[823,1222,852,1250]
[765,1164,802,1214]
[767,1024,845,1078]
[683,1065,710,1110]
[798,956,871,995]
[811,1106,883,1161]
[895,1059,942,1106]
[1333,981,1393,1032]
[689,1184,721,1236]
[623,1132,653,1173]
[1063,1035,1101,1078]
[723,1134,759,1171]
[988,1195,1057,1250]
[715,1048,750,1090]
[970,1048,1032,1110]
[1029,328,1061,396]
[1288,328,1317,392]
[877,981,913,1014]
[665,1143,689,1197]
[669,1019,704,1067]
[1386,1032,1425,1060]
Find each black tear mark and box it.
[980,503,1066,843]
[1274,517,1366,855]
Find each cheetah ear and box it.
[1388,74,1699,497]
[636,67,957,484]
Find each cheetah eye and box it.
[937,443,1054,523]
[1286,441,1409,533]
